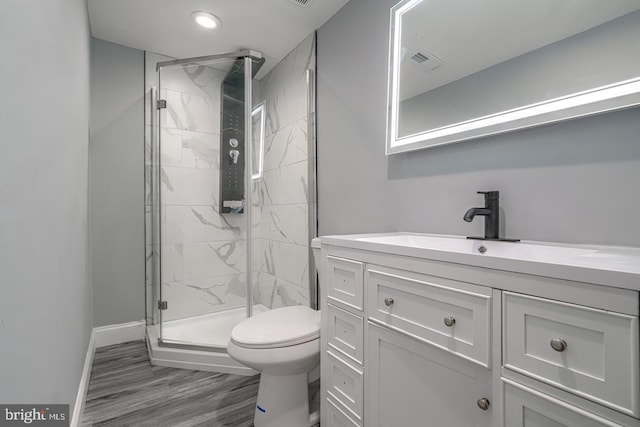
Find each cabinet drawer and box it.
[503,292,640,417]
[366,265,492,367]
[326,256,364,311]
[325,350,364,422]
[503,380,625,427]
[327,398,361,427]
[327,304,364,365]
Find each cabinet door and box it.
[367,322,493,427]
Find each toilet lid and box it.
[230,306,321,349]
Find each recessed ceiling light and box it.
[191,11,222,29]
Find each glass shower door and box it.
[156,55,256,348]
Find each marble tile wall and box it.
[145,53,249,323]
[144,32,317,325]
[252,33,316,309]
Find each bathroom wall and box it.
[252,33,316,309]
[144,54,248,323]
[317,0,640,247]
[0,0,92,410]
[90,38,146,327]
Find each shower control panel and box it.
[219,56,265,214]
[220,60,246,214]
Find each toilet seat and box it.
[230,306,320,349]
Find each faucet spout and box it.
[464,191,500,239]
[463,207,492,222]
[464,190,519,242]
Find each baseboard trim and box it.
[70,320,146,427]
[70,329,95,427]
[94,320,146,348]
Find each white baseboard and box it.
[94,320,146,348]
[70,329,95,427]
[70,320,146,427]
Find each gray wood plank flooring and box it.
[81,341,259,427]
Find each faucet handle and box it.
[477,191,499,200]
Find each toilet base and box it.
[254,372,312,427]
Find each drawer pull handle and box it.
[443,316,456,327]
[476,398,490,411]
[384,297,394,306]
[550,338,568,352]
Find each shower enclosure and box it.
[144,34,317,372]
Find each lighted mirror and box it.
[387,0,640,154]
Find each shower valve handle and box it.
[229,150,240,164]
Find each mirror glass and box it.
[387,0,640,154]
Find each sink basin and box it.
[319,232,640,289]
[355,233,483,253]
[354,233,596,261]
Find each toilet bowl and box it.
[227,238,322,427]
[228,305,320,427]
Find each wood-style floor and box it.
[81,341,259,426]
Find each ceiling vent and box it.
[288,0,312,7]
[411,52,429,64]
[408,50,444,71]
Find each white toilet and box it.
[227,238,322,427]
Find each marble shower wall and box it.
[145,53,248,323]
[252,33,316,309]
[144,34,317,324]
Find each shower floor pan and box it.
[146,304,268,375]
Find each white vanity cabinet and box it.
[320,244,496,427]
[319,234,640,427]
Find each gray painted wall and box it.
[0,0,92,409]
[317,0,640,247]
[90,38,145,327]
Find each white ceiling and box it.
[87,0,350,79]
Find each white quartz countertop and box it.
[319,232,640,291]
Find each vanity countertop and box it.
[319,232,640,291]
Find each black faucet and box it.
[464,191,520,242]
[464,191,500,239]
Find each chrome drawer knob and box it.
[550,338,568,352]
[476,398,490,411]
[384,297,394,306]
[443,316,456,327]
